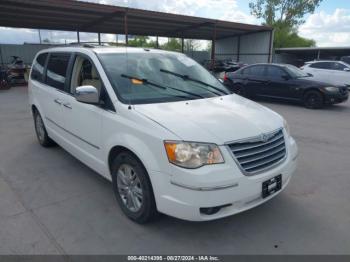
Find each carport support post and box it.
[268,29,274,63]
[0,45,4,66]
[98,33,101,45]
[317,49,321,60]
[237,35,241,62]
[38,29,42,44]
[211,22,217,70]
[77,31,80,44]
[181,38,184,53]
[156,36,159,49]
[124,12,129,46]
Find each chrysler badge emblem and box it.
[260,134,269,142]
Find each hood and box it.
[135,95,283,145]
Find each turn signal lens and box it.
[283,119,291,137]
[131,78,144,85]
[164,141,224,169]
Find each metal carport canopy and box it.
[0,0,272,40]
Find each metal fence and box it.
[0,44,54,65]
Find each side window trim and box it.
[45,52,72,92]
[42,53,49,83]
[267,65,287,78]
[70,52,116,112]
[31,52,49,83]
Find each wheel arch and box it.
[31,104,38,115]
[302,87,324,97]
[107,145,158,208]
[108,145,143,175]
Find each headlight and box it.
[325,86,339,92]
[164,141,224,168]
[283,119,291,137]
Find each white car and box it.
[301,60,350,87]
[28,46,298,223]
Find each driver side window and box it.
[70,55,115,112]
[70,56,102,95]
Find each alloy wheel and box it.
[116,164,143,212]
[35,114,45,143]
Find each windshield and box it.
[284,64,309,78]
[98,51,229,104]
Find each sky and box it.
[0,0,350,47]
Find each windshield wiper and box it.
[160,69,229,96]
[121,74,205,99]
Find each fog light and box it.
[200,204,232,215]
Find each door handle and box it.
[54,99,63,105]
[63,103,72,109]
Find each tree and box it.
[249,0,323,27]
[184,39,201,52]
[128,36,157,48]
[249,0,322,47]
[273,22,315,48]
[161,38,182,52]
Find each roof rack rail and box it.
[67,42,112,48]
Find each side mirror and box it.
[75,86,99,104]
[307,73,313,77]
[344,68,350,72]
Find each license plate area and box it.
[262,175,282,198]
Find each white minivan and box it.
[28,46,298,223]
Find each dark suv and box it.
[224,63,349,109]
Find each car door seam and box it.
[45,117,100,150]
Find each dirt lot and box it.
[0,86,349,255]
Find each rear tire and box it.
[0,79,10,90]
[111,152,158,224]
[303,90,324,109]
[33,111,56,147]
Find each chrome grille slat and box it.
[242,150,286,171]
[230,132,284,152]
[235,139,285,158]
[228,129,286,175]
[239,146,286,165]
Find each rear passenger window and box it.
[31,53,48,82]
[310,62,333,70]
[248,66,265,76]
[46,53,71,90]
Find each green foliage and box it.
[249,0,323,27]
[273,22,315,48]
[161,38,182,52]
[128,36,157,48]
[184,39,201,52]
[249,0,322,47]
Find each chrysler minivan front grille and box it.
[228,129,286,175]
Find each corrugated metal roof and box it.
[0,0,272,40]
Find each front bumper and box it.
[149,136,298,221]
[324,92,349,104]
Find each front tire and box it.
[33,111,55,147]
[111,152,158,224]
[303,90,324,109]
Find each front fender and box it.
[104,132,169,177]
